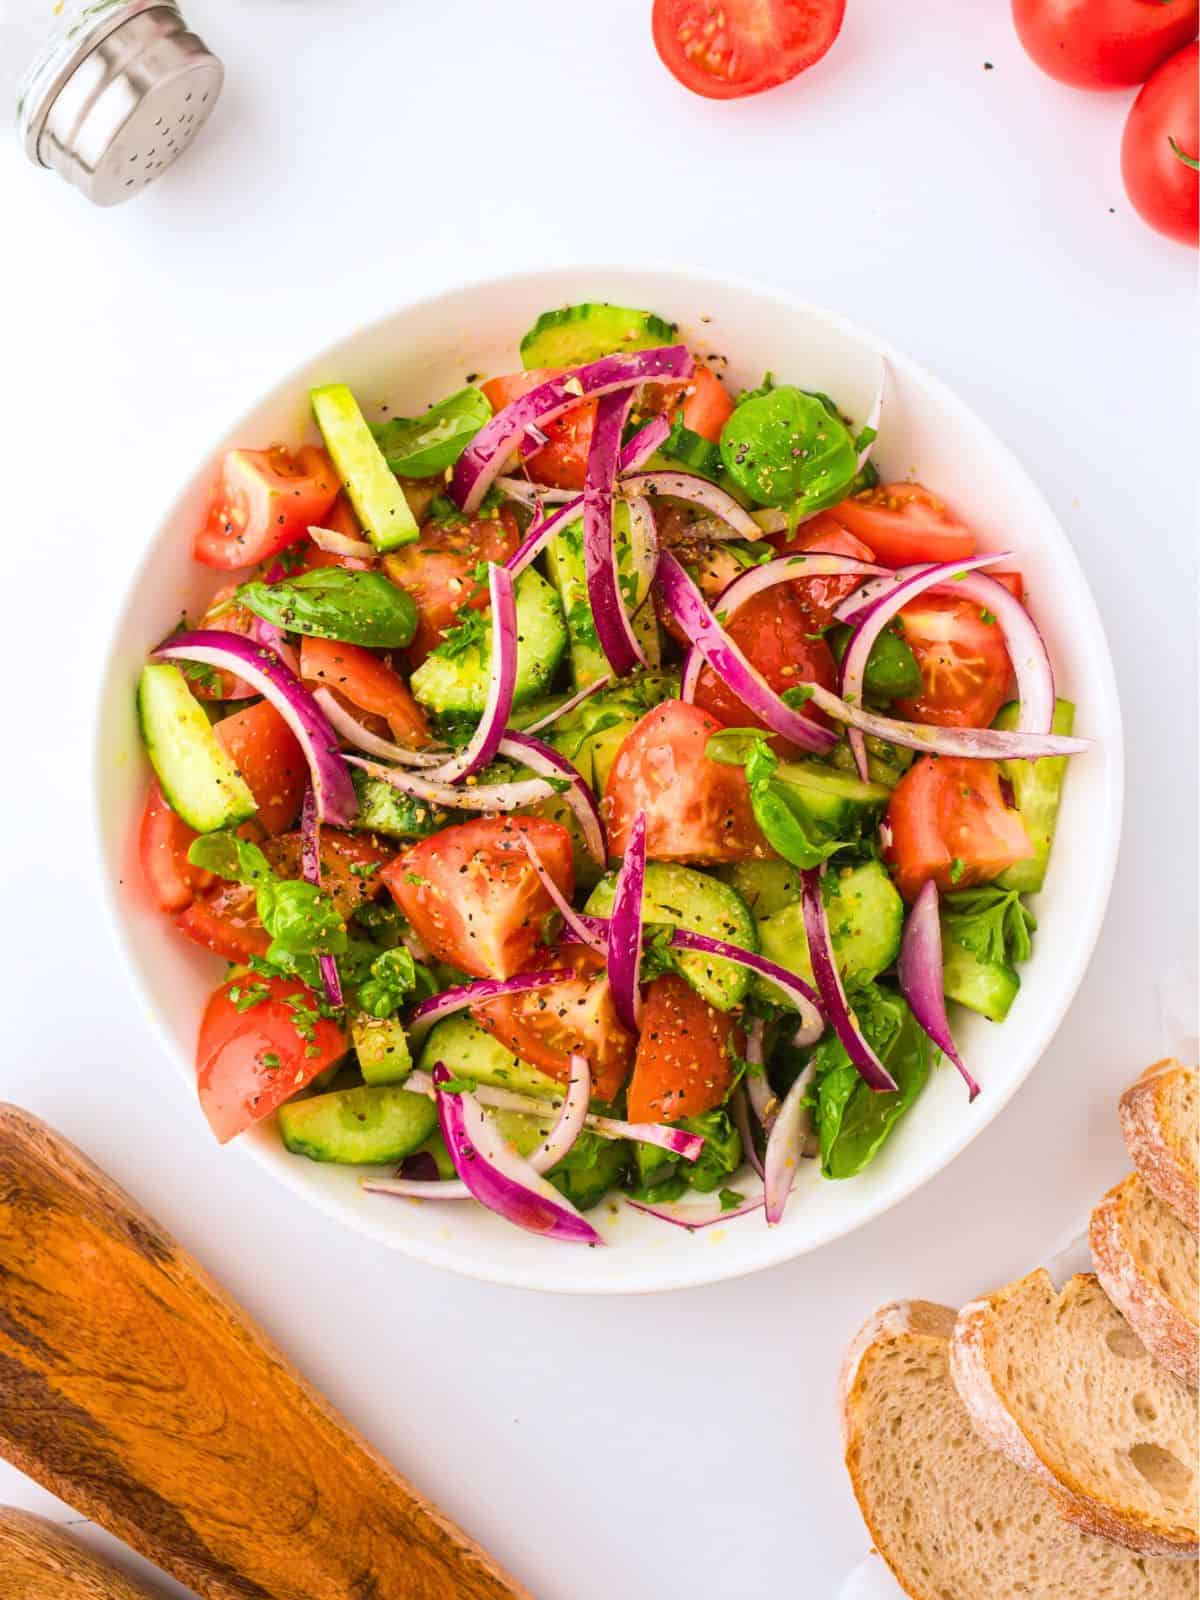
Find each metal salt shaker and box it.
[16,0,223,205]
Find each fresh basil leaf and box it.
[354,946,419,1019]
[258,879,347,961]
[679,1108,743,1194]
[812,983,931,1178]
[238,568,418,648]
[371,387,492,478]
[187,832,272,884]
[720,385,858,511]
[750,783,841,871]
[827,622,922,702]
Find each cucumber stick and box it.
[137,664,256,832]
[543,506,659,689]
[994,698,1075,894]
[311,384,418,553]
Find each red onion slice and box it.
[402,1070,704,1160]
[856,359,887,473]
[426,564,518,783]
[362,1174,470,1200]
[606,811,646,1032]
[308,523,375,561]
[620,414,671,474]
[731,1085,764,1181]
[407,969,572,1044]
[742,1018,776,1130]
[154,629,358,825]
[584,389,647,676]
[626,1187,765,1230]
[520,837,607,956]
[298,787,343,1007]
[507,495,583,578]
[525,1052,590,1173]
[799,682,1085,762]
[624,495,659,613]
[434,1064,604,1244]
[519,673,613,735]
[620,472,761,539]
[498,732,606,866]
[313,687,448,767]
[800,866,897,1093]
[898,879,979,1100]
[677,551,890,703]
[839,552,1008,779]
[667,930,824,1038]
[656,551,837,754]
[345,754,560,814]
[450,347,693,514]
[495,478,580,506]
[763,1061,818,1225]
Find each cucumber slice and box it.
[942,941,1020,1023]
[827,623,922,702]
[415,1013,564,1098]
[311,383,418,553]
[351,1014,412,1086]
[717,860,806,920]
[754,859,903,993]
[351,771,451,839]
[137,664,257,833]
[585,862,756,1011]
[543,506,659,690]
[519,303,677,370]
[485,1112,630,1211]
[994,698,1075,894]
[278,1084,436,1165]
[409,567,567,714]
[775,760,891,835]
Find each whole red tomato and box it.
[1012,0,1197,88]
[1122,42,1199,245]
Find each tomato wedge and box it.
[263,829,394,920]
[603,700,766,864]
[893,595,1013,729]
[197,973,347,1143]
[884,756,1034,902]
[382,816,574,980]
[481,370,597,491]
[652,0,846,100]
[213,701,307,836]
[626,974,743,1124]
[474,946,635,1105]
[382,509,519,666]
[299,637,430,747]
[174,880,271,964]
[139,780,211,912]
[770,515,879,631]
[830,483,976,569]
[193,446,340,570]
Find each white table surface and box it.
[1,2,1196,1594]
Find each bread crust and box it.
[1090,1175,1199,1387]
[1120,1061,1199,1234]
[950,1270,1198,1559]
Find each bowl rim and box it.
[91,261,1124,1295]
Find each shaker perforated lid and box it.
[17,0,223,206]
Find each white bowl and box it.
[93,266,1123,1294]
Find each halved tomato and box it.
[299,637,430,747]
[197,973,348,1143]
[603,700,766,863]
[652,0,846,100]
[188,583,262,700]
[770,515,879,631]
[893,594,1013,729]
[884,756,1034,902]
[382,508,520,666]
[830,483,976,569]
[382,816,574,979]
[678,365,735,441]
[139,780,211,912]
[193,446,340,570]
[473,945,634,1104]
[691,586,837,748]
[213,701,307,836]
[626,973,743,1124]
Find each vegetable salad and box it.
[135,300,1087,1244]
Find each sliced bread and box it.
[1091,1173,1199,1387]
[840,1300,1196,1599]
[950,1269,1198,1557]
[1120,1061,1199,1233]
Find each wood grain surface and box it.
[0,1508,162,1598]
[0,1107,530,1600]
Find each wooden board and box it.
[0,1508,162,1598]
[0,1107,529,1600]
